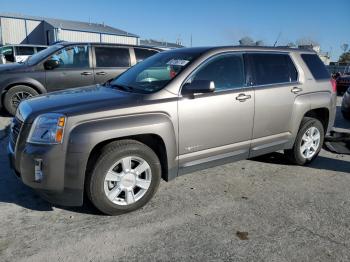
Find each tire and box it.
[4,85,39,116]
[86,140,161,215]
[284,117,324,165]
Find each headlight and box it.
[27,113,66,144]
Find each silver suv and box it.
[8,46,337,215]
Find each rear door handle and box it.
[236,93,251,102]
[96,72,107,76]
[291,87,303,94]
[81,72,92,76]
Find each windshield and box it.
[27,44,63,65]
[110,50,201,93]
[0,46,12,55]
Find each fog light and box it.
[34,159,43,182]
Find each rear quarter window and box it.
[15,46,35,55]
[248,53,298,85]
[134,48,158,63]
[301,54,330,80]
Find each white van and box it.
[0,44,47,64]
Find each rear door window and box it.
[15,46,35,55]
[301,54,330,80]
[248,53,298,85]
[134,48,158,63]
[95,47,130,67]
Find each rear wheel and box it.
[4,85,38,115]
[86,140,161,215]
[284,117,324,165]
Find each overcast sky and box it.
[1,0,349,60]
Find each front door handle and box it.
[291,87,303,94]
[96,72,107,76]
[81,72,92,76]
[236,93,251,102]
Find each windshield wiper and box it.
[108,83,135,92]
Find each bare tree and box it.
[341,43,349,53]
[287,42,296,47]
[239,37,255,46]
[255,40,264,46]
[296,37,319,46]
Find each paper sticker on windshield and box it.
[166,59,189,66]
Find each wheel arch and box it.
[1,79,47,106]
[304,107,329,132]
[288,92,333,148]
[86,134,169,183]
[65,113,178,201]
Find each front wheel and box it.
[4,85,38,115]
[284,117,324,165]
[86,140,161,215]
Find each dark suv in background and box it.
[0,42,160,115]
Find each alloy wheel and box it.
[300,126,321,159]
[11,91,33,107]
[104,156,152,206]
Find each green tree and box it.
[338,52,350,63]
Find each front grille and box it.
[10,117,23,149]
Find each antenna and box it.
[273,32,282,47]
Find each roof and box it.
[140,39,184,49]
[0,13,138,38]
[170,45,317,54]
[0,44,47,47]
[56,41,161,51]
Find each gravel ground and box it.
[0,99,349,262]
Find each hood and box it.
[0,62,28,72]
[18,85,142,123]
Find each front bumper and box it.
[8,140,86,206]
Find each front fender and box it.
[65,113,178,193]
[2,76,47,94]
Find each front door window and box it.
[50,45,89,69]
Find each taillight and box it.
[330,79,337,92]
[170,68,177,78]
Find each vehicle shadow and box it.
[0,136,102,215]
[0,165,102,215]
[335,106,350,130]
[251,152,350,174]
[0,108,11,118]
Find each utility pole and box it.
[190,34,192,47]
[273,32,282,47]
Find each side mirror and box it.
[182,80,215,95]
[44,58,60,70]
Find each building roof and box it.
[0,13,138,37]
[140,39,184,49]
